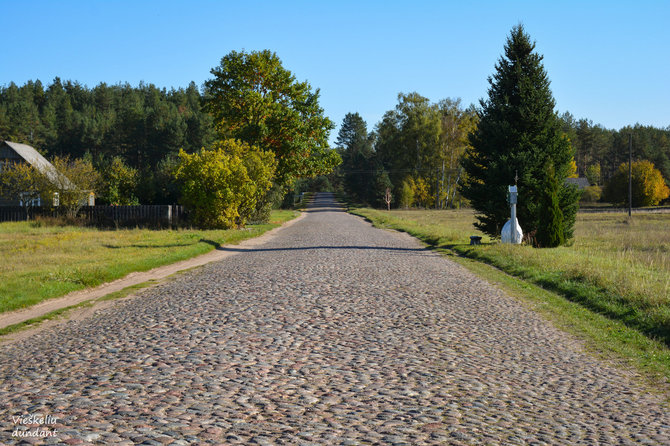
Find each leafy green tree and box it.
[437,99,478,208]
[374,93,476,209]
[0,161,45,215]
[204,50,340,188]
[375,93,441,194]
[398,178,415,209]
[174,139,276,229]
[460,25,579,243]
[97,156,140,205]
[603,160,670,206]
[150,154,182,205]
[585,163,601,186]
[45,156,100,218]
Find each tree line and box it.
[559,114,670,191]
[334,76,669,213]
[334,104,670,210]
[333,25,669,247]
[0,50,339,228]
[333,95,477,209]
[0,78,216,204]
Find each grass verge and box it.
[0,280,157,338]
[351,207,670,387]
[0,210,299,313]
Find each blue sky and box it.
[2,0,668,145]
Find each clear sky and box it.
[2,0,668,145]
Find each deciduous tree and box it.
[204,50,340,189]
[97,156,140,205]
[603,160,669,207]
[46,156,99,218]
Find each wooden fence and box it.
[0,205,186,227]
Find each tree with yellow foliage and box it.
[603,160,669,207]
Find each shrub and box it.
[97,156,139,205]
[580,185,602,203]
[174,139,276,229]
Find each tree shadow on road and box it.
[211,244,432,255]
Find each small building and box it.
[0,141,66,206]
[564,177,590,190]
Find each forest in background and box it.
[0,79,216,204]
[1,78,669,206]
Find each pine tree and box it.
[460,25,579,243]
[336,113,374,203]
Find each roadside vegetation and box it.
[0,210,298,313]
[352,207,670,383]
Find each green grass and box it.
[0,210,298,313]
[0,280,158,337]
[351,207,670,386]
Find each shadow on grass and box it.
[447,243,670,347]
[354,207,670,347]
[103,243,195,249]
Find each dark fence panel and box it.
[0,205,186,227]
[0,206,28,222]
[83,205,186,228]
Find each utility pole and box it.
[628,133,633,218]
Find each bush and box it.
[580,185,602,203]
[174,139,276,229]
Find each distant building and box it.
[0,141,69,206]
[564,177,590,190]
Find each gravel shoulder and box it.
[0,193,668,444]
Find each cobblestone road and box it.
[1,193,668,445]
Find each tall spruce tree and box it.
[460,25,579,243]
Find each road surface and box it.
[1,193,668,444]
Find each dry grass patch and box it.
[0,210,298,313]
[353,208,670,343]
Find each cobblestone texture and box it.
[0,193,668,444]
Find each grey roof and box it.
[2,141,74,188]
[564,177,590,189]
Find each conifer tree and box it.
[336,113,375,203]
[460,25,579,243]
[536,163,565,247]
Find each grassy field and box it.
[0,210,298,313]
[352,207,670,385]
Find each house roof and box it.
[2,141,74,188]
[564,177,590,189]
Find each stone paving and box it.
[0,193,669,445]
